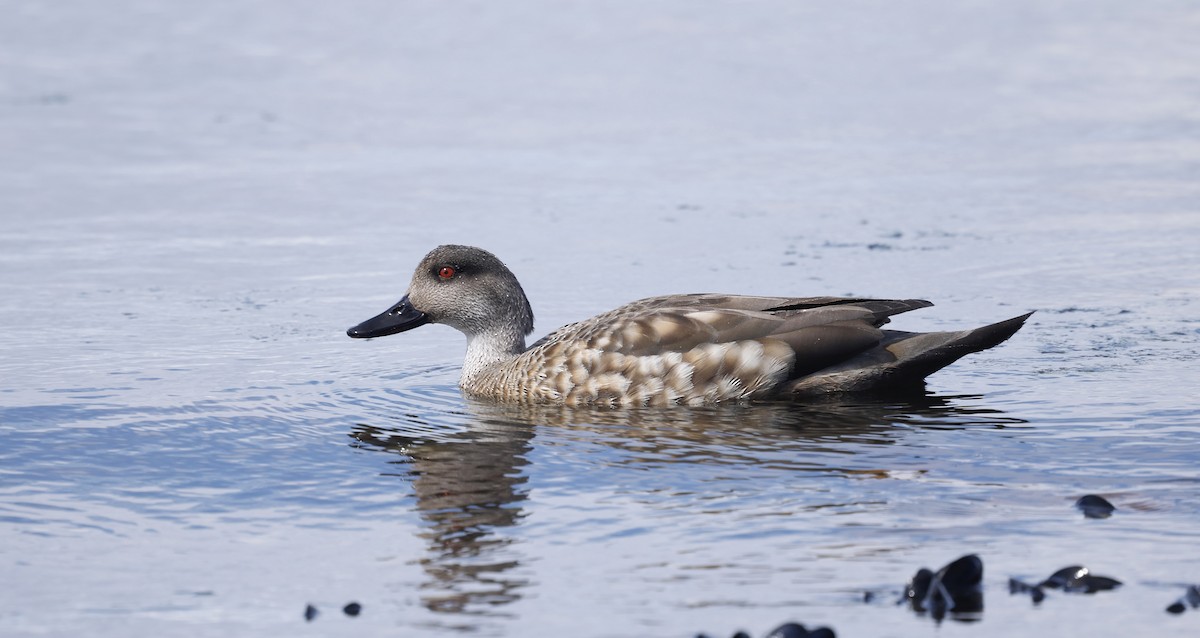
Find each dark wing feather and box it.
[785,312,1034,395]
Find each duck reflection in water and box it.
[347,392,1023,617]
[349,415,536,614]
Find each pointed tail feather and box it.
[786,312,1033,396]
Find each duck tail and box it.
[786,312,1033,396]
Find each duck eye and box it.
[438,266,457,280]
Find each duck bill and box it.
[347,294,430,338]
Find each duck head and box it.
[346,245,535,353]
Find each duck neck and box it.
[460,327,527,385]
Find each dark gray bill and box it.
[346,294,430,338]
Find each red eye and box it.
[438,266,456,280]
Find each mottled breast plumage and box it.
[463,302,799,406]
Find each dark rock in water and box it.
[938,554,984,596]
[903,568,934,609]
[304,604,318,622]
[764,622,836,638]
[1075,494,1116,519]
[1166,585,1200,614]
[765,623,808,638]
[1077,575,1122,592]
[1012,565,1121,603]
[903,554,984,621]
[697,622,835,637]
[343,602,362,617]
[1039,566,1122,593]
[1040,566,1084,589]
[1008,578,1046,604]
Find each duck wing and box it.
[528,295,1028,401]
[535,294,924,380]
[558,294,930,355]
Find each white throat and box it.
[460,328,527,385]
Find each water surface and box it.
[2,1,1199,636]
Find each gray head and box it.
[347,245,534,346]
[405,245,534,337]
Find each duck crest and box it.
[348,246,1032,406]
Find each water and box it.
[3,1,1200,636]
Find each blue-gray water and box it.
[2,1,1199,636]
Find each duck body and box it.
[348,245,1031,407]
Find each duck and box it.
[347,245,1031,406]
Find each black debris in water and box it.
[1010,565,1123,604]
[903,554,984,621]
[303,604,318,622]
[764,622,836,638]
[1008,578,1046,604]
[1040,566,1122,593]
[696,622,835,638]
[343,601,362,617]
[1075,494,1117,519]
[1166,585,1200,614]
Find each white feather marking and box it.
[638,356,665,378]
